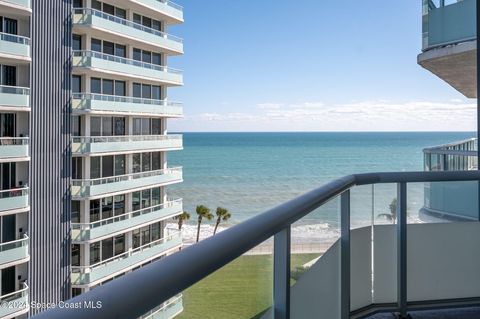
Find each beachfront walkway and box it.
[368,306,480,318]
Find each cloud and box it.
[170,100,476,132]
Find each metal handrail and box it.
[72,93,182,107]
[72,135,182,144]
[142,294,183,319]
[73,8,183,43]
[160,0,183,12]
[71,167,182,186]
[0,85,30,95]
[0,32,30,45]
[0,234,28,252]
[0,137,29,145]
[0,282,28,302]
[72,50,183,74]
[71,198,182,230]
[0,187,29,199]
[33,170,480,319]
[71,231,181,272]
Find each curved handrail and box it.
[32,170,480,319]
[71,167,182,186]
[72,93,182,107]
[72,135,182,144]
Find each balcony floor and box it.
[368,306,480,319]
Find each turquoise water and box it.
[169,132,474,232]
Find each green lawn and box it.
[177,253,319,319]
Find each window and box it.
[142,118,151,135]
[113,117,125,135]
[142,16,152,28]
[91,78,102,94]
[72,115,81,136]
[142,51,151,64]
[151,222,161,241]
[133,14,142,25]
[114,195,125,216]
[152,53,161,65]
[115,81,125,96]
[142,84,151,99]
[115,44,126,58]
[152,86,161,100]
[114,155,125,176]
[102,156,114,177]
[72,75,81,93]
[132,191,141,211]
[2,66,16,86]
[133,49,142,62]
[102,197,113,220]
[91,38,102,52]
[92,0,102,10]
[102,117,112,136]
[152,187,161,206]
[114,235,125,256]
[71,201,81,223]
[142,153,151,172]
[132,154,141,173]
[103,41,114,56]
[3,18,17,35]
[90,157,101,179]
[90,199,101,223]
[72,245,81,266]
[141,226,150,245]
[73,34,82,51]
[102,79,114,95]
[152,20,161,32]
[142,189,151,208]
[133,229,141,249]
[102,3,115,15]
[72,157,82,179]
[133,83,142,98]
[73,0,83,8]
[102,238,113,261]
[152,152,161,170]
[90,242,100,264]
[133,118,142,135]
[152,119,161,135]
[115,8,126,19]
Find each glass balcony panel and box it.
[72,8,183,54]
[0,137,29,159]
[142,295,183,319]
[71,135,182,155]
[0,187,29,212]
[71,167,182,198]
[0,85,30,109]
[71,232,182,286]
[0,283,29,318]
[0,32,30,59]
[72,51,183,85]
[0,235,29,267]
[178,237,273,319]
[136,0,183,23]
[71,199,183,242]
[72,93,183,117]
[289,196,341,318]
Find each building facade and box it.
[0,0,184,317]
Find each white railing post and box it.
[274,226,291,319]
[340,190,350,319]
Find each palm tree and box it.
[213,207,231,235]
[174,211,190,231]
[196,205,213,243]
[377,198,397,223]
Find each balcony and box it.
[72,93,183,117]
[71,232,182,286]
[72,135,182,156]
[71,199,183,242]
[0,235,29,269]
[0,188,29,213]
[0,86,30,110]
[72,51,183,86]
[0,283,29,319]
[72,8,183,55]
[71,167,182,199]
[39,171,480,319]
[142,295,183,319]
[0,32,30,61]
[0,138,29,161]
[418,0,476,97]
[134,0,183,24]
[0,0,31,14]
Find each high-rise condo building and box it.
[0,0,184,317]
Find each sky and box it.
[167,1,475,132]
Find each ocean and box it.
[168,132,474,244]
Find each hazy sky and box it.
[167,1,475,132]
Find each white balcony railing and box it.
[0,85,30,95]
[72,135,182,144]
[73,8,183,43]
[0,32,30,45]
[73,50,182,75]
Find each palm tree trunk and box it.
[178,219,183,231]
[213,218,221,235]
[196,217,202,242]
